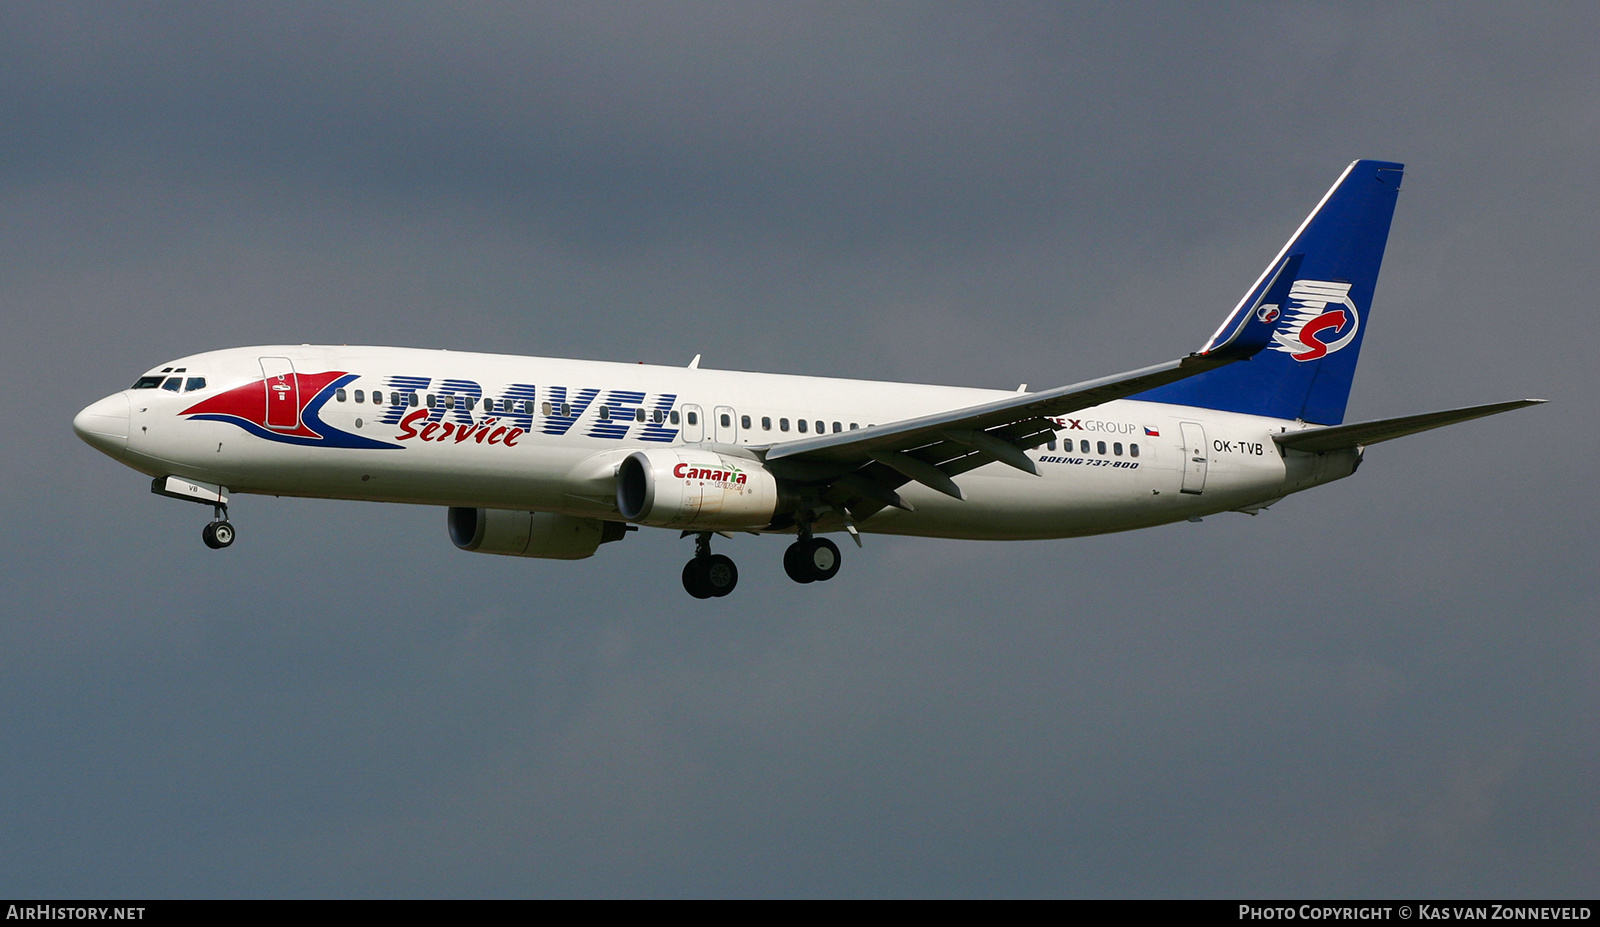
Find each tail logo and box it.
[1266,280,1361,362]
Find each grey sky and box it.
[2,2,1595,897]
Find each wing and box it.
[754,301,1284,520]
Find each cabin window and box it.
[687,411,698,426]
[561,402,571,417]
[1130,444,1140,458]
[1113,442,1123,456]
[1097,441,1106,455]
[761,416,772,431]
[161,377,182,392]
[464,396,476,411]
[1047,438,1056,450]
[409,392,420,407]
[447,395,459,410]
[719,412,731,427]
[598,406,610,421]
[335,389,348,402]
[652,409,664,424]
[850,423,859,430]
[812,420,822,435]
[829,422,838,433]
[353,389,364,403]
[541,401,552,416]
[132,376,164,389]
[426,394,437,409]
[670,410,680,424]
[185,377,206,392]
[741,414,751,429]
[635,408,646,422]
[523,400,535,415]
[779,418,790,432]
[798,419,808,433]
[1080,439,1090,454]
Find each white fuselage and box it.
[78,344,1359,540]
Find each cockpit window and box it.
[184,377,206,392]
[132,376,165,389]
[161,377,183,392]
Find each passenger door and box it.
[259,356,299,430]
[1179,421,1208,494]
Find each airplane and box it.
[73,160,1543,599]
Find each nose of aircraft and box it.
[73,392,131,457]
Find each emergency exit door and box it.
[714,405,738,443]
[681,403,705,442]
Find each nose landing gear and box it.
[151,477,235,550]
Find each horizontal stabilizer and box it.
[1273,399,1546,453]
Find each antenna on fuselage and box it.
[688,354,701,369]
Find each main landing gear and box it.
[201,504,236,550]
[683,532,739,599]
[680,523,846,599]
[783,536,840,584]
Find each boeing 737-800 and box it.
[73,160,1541,598]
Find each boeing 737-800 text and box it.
[73,160,1541,598]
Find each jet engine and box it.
[447,507,627,560]
[616,448,781,530]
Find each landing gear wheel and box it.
[683,555,738,598]
[784,537,841,583]
[703,554,738,597]
[806,537,840,581]
[784,542,816,583]
[202,520,235,550]
[683,560,713,599]
[681,532,737,599]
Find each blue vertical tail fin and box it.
[1136,159,1404,425]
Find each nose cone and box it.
[73,393,131,457]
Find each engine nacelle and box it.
[447,507,626,560]
[616,448,780,530]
